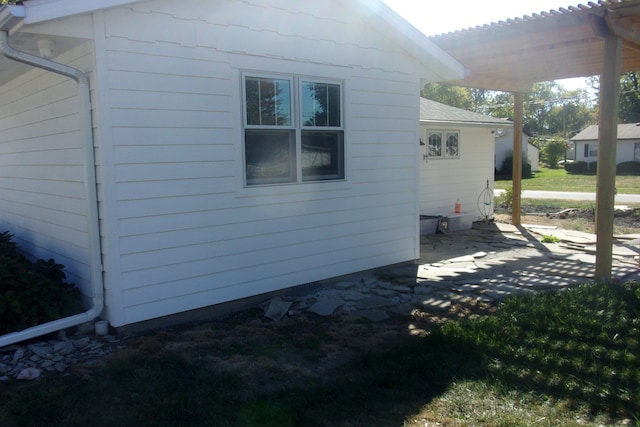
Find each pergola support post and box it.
[595,34,621,282]
[511,92,524,226]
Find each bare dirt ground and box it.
[123,297,494,394]
[494,204,640,234]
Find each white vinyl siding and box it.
[95,0,421,326]
[420,125,494,221]
[0,42,95,300]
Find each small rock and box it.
[73,337,91,349]
[16,367,41,380]
[264,298,293,322]
[27,344,53,359]
[12,348,24,364]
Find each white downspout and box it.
[0,31,104,347]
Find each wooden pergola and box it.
[429,0,640,282]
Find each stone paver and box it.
[261,222,640,321]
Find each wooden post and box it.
[511,92,524,226]
[595,34,621,282]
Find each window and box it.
[635,142,640,161]
[427,131,459,158]
[584,143,597,158]
[243,74,344,185]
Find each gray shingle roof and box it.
[570,123,640,141]
[420,98,511,126]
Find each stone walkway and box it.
[263,222,640,322]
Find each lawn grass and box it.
[495,167,640,194]
[1,282,638,426]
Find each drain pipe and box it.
[0,31,104,347]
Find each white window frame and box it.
[427,130,460,159]
[242,72,345,186]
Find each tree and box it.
[537,137,570,168]
[619,72,640,123]
[587,72,640,124]
[421,83,474,110]
[422,81,597,139]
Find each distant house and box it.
[495,130,540,172]
[0,0,464,331]
[571,124,640,164]
[419,98,512,227]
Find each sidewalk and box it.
[493,189,640,203]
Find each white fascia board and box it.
[23,0,143,24]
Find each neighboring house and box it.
[495,130,540,172]
[0,0,464,330]
[419,98,512,226]
[571,124,640,164]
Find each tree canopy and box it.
[421,81,597,140]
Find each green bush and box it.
[588,161,598,174]
[0,231,82,334]
[616,160,640,175]
[564,160,588,174]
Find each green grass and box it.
[1,282,639,426]
[495,167,640,194]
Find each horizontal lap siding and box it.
[0,43,95,292]
[101,0,420,325]
[419,125,495,220]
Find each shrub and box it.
[498,154,532,179]
[565,160,588,174]
[0,231,82,334]
[498,187,521,212]
[616,160,640,175]
[588,161,598,174]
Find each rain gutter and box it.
[0,7,104,347]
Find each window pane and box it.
[428,133,442,157]
[302,82,341,127]
[635,143,640,161]
[301,131,344,181]
[245,77,291,126]
[446,133,459,157]
[245,130,295,184]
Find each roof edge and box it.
[0,5,25,33]
[22,0,143,24]
[421,119,514,127]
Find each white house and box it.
[495,130,540,172]
[571,124,640,164]
[418,98,512,228]
[0,0,464,335]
